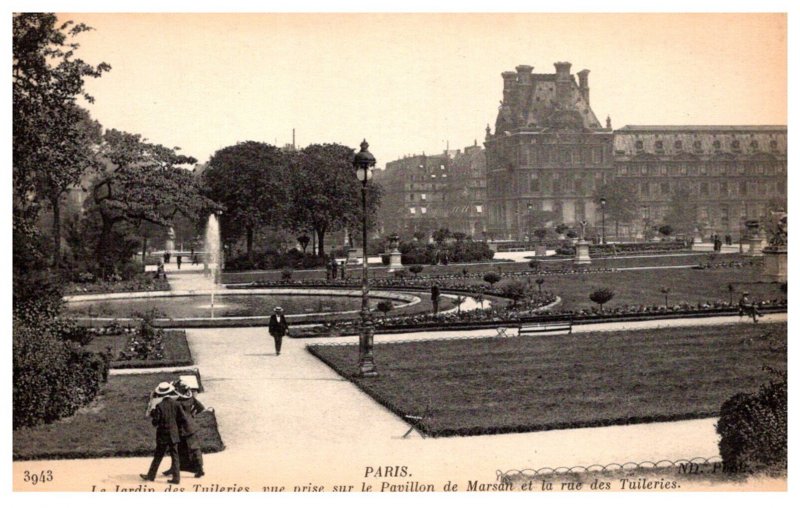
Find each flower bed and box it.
[83,324,193,369]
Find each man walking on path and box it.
[141,383,184,485]
[176,255,182,270]
[269,306,289,356]
[431,284,441,316]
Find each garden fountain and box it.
[205,213,223,317]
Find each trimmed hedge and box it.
[717,370,787,474]
[224,250,326,271]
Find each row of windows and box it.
[638,180,785,198]
[618,161,787,177]
[519,145,607,167]
[634,138,781,153]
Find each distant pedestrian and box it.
[431,284,441,315]
[164,252,170,264]
[192,254,198,265]
[176,256,182,270]
[339,261,346,280]
[725,234,732,246]
[738,291,762,323]
[268,306,289,356]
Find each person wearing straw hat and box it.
[141,382,185,484]
[268,306,289,356]
[161,380,211,479]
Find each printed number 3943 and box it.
[23,470,53,485]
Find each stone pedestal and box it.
[388,249,402,271]
[763,247,787,283]
[535,244,547,257]
[574,240,591,265]
[747,234,764,257]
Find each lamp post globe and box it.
[352,139,378,377]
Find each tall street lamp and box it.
[353,140,378,377]
[527,202,533,249]
[599,197,607,245]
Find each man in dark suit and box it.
[269,306,289,356]
[141,383,184,484]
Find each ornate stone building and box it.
[485,62,787,240]
[377,62,787,242]
[613,126,787,238]
[485,62,614,240]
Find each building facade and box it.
[484,62,614,240]
[376,62,787,242]
[375,143,489,238]
[613,126,787,238]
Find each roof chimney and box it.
[554,62,572,105]
[577,69,590,105]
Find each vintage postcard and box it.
[7,5,792,499]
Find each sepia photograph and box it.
[7,2,793,499]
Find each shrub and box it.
[498,279,528,307]
[658,225,674,237]
[717,369,787,474]
[483,272,501,288]
[13,317,109,429]
[589,287,615,311]
[281,268,293,280]
[376,301,393,317]
[409,265,424,277]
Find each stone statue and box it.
[767,212,787,247]
[578,220,588,241]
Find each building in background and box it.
[613,125,787,239]
[375,62,787,243]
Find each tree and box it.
[500,279,528,308]
[454,295,467,314]
[589,287,615,312]
[13,14,111,267]
[595,182,640,239]
[13,14,110,217]
[663,189,698,237]
[534,228,548,242]
[660,286,671,307]
[409,265,424,277]
[376,301,393,317]
[297,234,311,253]
[483,272,501,288]
[204,141,289,258]
[658,224,674,238]
[535,277,545,293]
[87,129,212,277]
[40,105,103,266]
[287,143,382,256]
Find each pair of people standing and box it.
[141,381,209,484]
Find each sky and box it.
[57,12,787,167]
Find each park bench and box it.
[517,320,573,335]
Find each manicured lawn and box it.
[83,330,193,369]
[13,371,224,460]
[309,322,786,437]
[536,266,782,312]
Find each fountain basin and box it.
[65,288,420,322]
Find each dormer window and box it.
[655,140,664,153]
[635,140,644,152]
[770,140,779,152]
[731,140,741,153]
[693,140,703,153]
[674,140,683,151]
[750,140,759,151]
[713,140,721,152]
